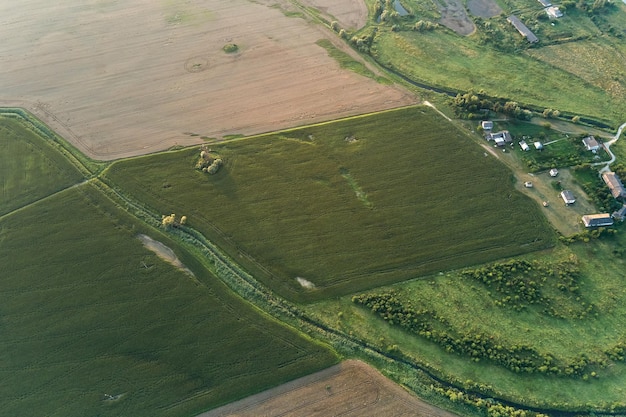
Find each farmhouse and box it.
[602,171,626,199]
[482,121,494,131]
[560,190,576,205]
[488,130,512,146]
[549,168,558,177]
[507,15,539,43]
[582,214,614,228]
[582,136,600,151]
[519,140,530,151]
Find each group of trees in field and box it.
[161,213,187,228]
[195,149,223,174]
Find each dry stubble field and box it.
[200,360,459,417]
[0,0,414,160]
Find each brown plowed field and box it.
[199,360,459,417]
[0,0,415,160]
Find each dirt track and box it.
[199,360,459,417]
[0,0,415,160]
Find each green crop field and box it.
[104,106,554,302]
[0,114,85,216]
[0,182,336,417]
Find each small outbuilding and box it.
[545,6,563,18]
[534,141,543,150]
[549,168,558,177]
[560,190,576,205]
[519,140,530,151]
[524,181,533,188]
[582,136,600,152]
[612,205,626,222]
[582,214,613,228]
[481,121,494,131]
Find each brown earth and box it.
[0,0,414,160]
[198,359,459,417]
[467,0,503,18]
[437,0,476,36]
[298,0,369,29]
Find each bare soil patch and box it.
[0,0,414,160]
[467,0,503,18]
[137,234,195,276]
[198,359,459,417]
[298,0,369,29]
[437,0,476,36]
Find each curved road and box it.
[593,121,626,172]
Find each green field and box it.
[306,236,626,409]
[0,172,336,415]
[360,0,626,127]
[0,114,85,216]
[104,106,555,302]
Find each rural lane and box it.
[593,121,626,172]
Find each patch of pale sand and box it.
[296,277,316,289]
[198,359,460,417]
[297,0,369,30]
[137,234,194,277]
[0,0,415,161]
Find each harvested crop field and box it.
[199,360,459,417]
[0,0,414,160]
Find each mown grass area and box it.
[370,29,625,125]
[105,106,554,302]
[305,237,626,409]
[0,115,85,216]
[0,184,337,417]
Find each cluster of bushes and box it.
[353,292,584,375]
[195,149,223,174]
[353,291,606,377]
[451,92,533,121]
[559,227,618,244]
[462,257,596,319]
[473,17,524,52]
[350,28,377,53]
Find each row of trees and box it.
[451,92,534,120]
[352,291,599,377]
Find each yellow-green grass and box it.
[105,106,554,302]
[0,184,337,417]
[0,115,84,215]
[370,29,626,125]
[305,240,626,410]
[527,37,626,104]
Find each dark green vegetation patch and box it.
[0,183,336,417]
[0,114,84,216]
[105,106,554,302]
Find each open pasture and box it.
[0,0,414,161]
[105,106,554,302]
[371,29,625,125]
[0,184,336,417]
[0,114,84,216]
